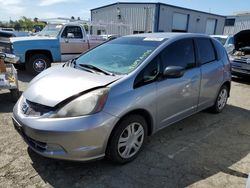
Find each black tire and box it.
[10,89,20,102]
[106,114,148,164]
[26,54,51,75]
[209,85,229,113]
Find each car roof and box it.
[210,35,228,38]
[125,32,210,40]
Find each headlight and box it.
[50,88,109,118]
[229,55,234,62]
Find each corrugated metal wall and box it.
[91,4,156,36]
[158,4,225,34]
[91,3,225,36]
[224,15,250,35]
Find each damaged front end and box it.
[229,30,250,77]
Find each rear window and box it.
[212,39,225,60]
[196,38,216,64]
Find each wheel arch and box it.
[106,108,154,152]
[25,50,53,62]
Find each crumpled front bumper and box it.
[12,97,119,161]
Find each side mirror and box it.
[67,33,74,38]
[163,66,185,78]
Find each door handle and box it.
[65,39,69,43]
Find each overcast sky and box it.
[0,0,250,21]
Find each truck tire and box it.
[26,54,51,75]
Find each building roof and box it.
[91,2,225,18]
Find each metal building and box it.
[224,13,250,35]
[90,2,225,36]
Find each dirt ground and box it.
[1,67,250,188]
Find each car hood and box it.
[234,30,250,51]
[23,65,122,107]
[10,35,57,43]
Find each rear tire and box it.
[209,85,229,113]
[106,114,148,164]
[26,54,51,75]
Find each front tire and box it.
[106,114,148,164]
[26,54,51,75]
[210,85,229,113]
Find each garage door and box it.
[205,19,217,35]
[172,13,189,32]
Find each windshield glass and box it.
[75,37,166,75]
[38,24,63,37]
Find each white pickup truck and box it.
[0,22,107,75]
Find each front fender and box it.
[12,39,61,63]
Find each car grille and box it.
[13,118,47,152]
[233,57,250,64]
[0,42,13,54]
[22,100,54,116]
[27,137,47,152]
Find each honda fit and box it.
[12,33,231,163]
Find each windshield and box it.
[75,37,166,75]
[38,24,63,37]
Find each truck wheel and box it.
[26,54,51,75]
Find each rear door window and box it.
[196,38,216,64]
[160,39,196,69]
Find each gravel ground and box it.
[1,67,250,188]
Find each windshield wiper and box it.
[78,64,115,76]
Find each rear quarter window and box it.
[211,38,224,60]
[196,38,216,64]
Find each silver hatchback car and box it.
[13,33,231,163]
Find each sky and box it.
[0,0,250,21]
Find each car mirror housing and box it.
[163,66,185,78]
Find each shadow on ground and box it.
[17,70,34,83]
[0,92,17,113]
[232,76,250,85]
[28,105,250,188]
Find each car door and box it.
[195,38,224,111]
[156,38,201,128]
[60,25,89,61]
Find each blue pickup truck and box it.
[0,23,104,75]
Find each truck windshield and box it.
[38,24,62,37]
[75,37,166,75]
